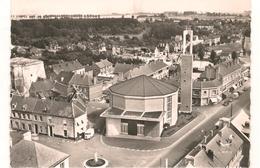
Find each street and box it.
[148,88,250,167]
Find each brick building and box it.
[10,95,87,140]
[101,75,178,139]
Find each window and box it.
[28,124,32,131]
[63,120,67,126]
[40,116,43,121]
[167,96,172,119]
[18,113,21,118]
[60,162,65,168]
[81,120,84,124]
[77,122,79,126]
[23,114,26,119]
[212,90,217,95]
[15,121,19,129]
[12,112,15,118]
[64,130,68,137]
[11,120,14,128]
[34,115,37,120]
[22,123,25,130]
[137,124,144,136]
[121,123,128,134]
[81,127,84,130]
[40,126,43,133]
[27,114,30,119]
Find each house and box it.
[51,60,85,75]
[129,60,169,80]
[29,79,55,99]
[192,59,244,106]
[154,43,170,58]
[175,118,244,168]
[29,47,42,58]
[10,132,70,168]
[113,63,135,81]
[10,95,88,140]
[11,57,46,97]
[54,71,103,101]
[231,109,250,167]
[100,75,179,139]
[94,59,114,77]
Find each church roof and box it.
[109,75,178,97]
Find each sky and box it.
[11,0,251,15]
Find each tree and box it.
[193,44,205,60]
[209,50,220,65]
[231,51,238,61]
[198,48,205,60]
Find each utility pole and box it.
[230,103,233,118]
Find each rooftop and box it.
[52,60,84,74]
[129,61,168,78]
[95,59,113,69]
[193,126,243,167]
[109,75,178,97]
[101,107,164,122]
[11,57,42,66]
[10,140,69,168]
[11,95,86,118]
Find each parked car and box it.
[232,92,239,99]
[84,128,95,140]
[223,101,229,106]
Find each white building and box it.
[11,57,46,97]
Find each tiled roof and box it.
[11,95,86,118]
[52,82,69,97]
[69,74,93,86]
[113,63,135,74]
[216,61,242,77]
[129,61,168,78]
[52,60,84,74]
[193,126,243,167]
[55,71,74,85]
[11,57,42,66]
[193,79,222,89]
[30,79,54,92]
[10,140,69,168]
[109,75,178,97]
[199,60,242,81]
[55,71,94,86]
[95,59,113,69]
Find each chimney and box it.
[23,131,32,141]
[185,156,194,166]
[93,76,97,85]
[210,130,214,137]
[215,66,220,79]
[207,149,214,160]
[220,117,231,127]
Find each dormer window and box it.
[11,103,17,110]
[22,104,27,111]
